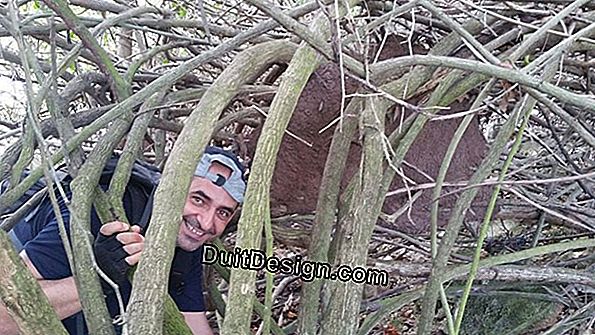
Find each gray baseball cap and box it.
[194,146,246,203]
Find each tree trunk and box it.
[127,40,296,335]
[0,230,68,335]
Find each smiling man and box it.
[95,146,246,335]
[0,146,246,335]
[177,148,244,250]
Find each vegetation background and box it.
[0,0,594,334]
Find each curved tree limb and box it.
[126,40,297,335]
[376,55,595,112]
[0,230,69,335]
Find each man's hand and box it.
[94,221,145,285]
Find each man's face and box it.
[177,162,239,251]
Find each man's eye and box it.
[193,197,204,204]
[218,210,231,218]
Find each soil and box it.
[245,36,493,234]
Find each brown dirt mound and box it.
[246,38,492,234]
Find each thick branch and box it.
[375,55,595,112]
[127,40,296,335]
[0,230,68,335]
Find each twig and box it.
[385,171,595,197]
[541,109,595,199]
[251,105,313,147]
[453,90,532,334]
[359,237,595,335]
[459,0,595,45]
[377,55,595,112]
[420,0,501,65]
[505,186,594,232]
[332,0,346,131]
[0,0,323,214]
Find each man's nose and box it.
[199,211,217,234]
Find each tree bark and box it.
[0,230,68,335]
[127,40,296,335]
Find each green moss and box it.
[460,290,560,335]
[163,296,192,335]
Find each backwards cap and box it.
[194,146,246,203]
